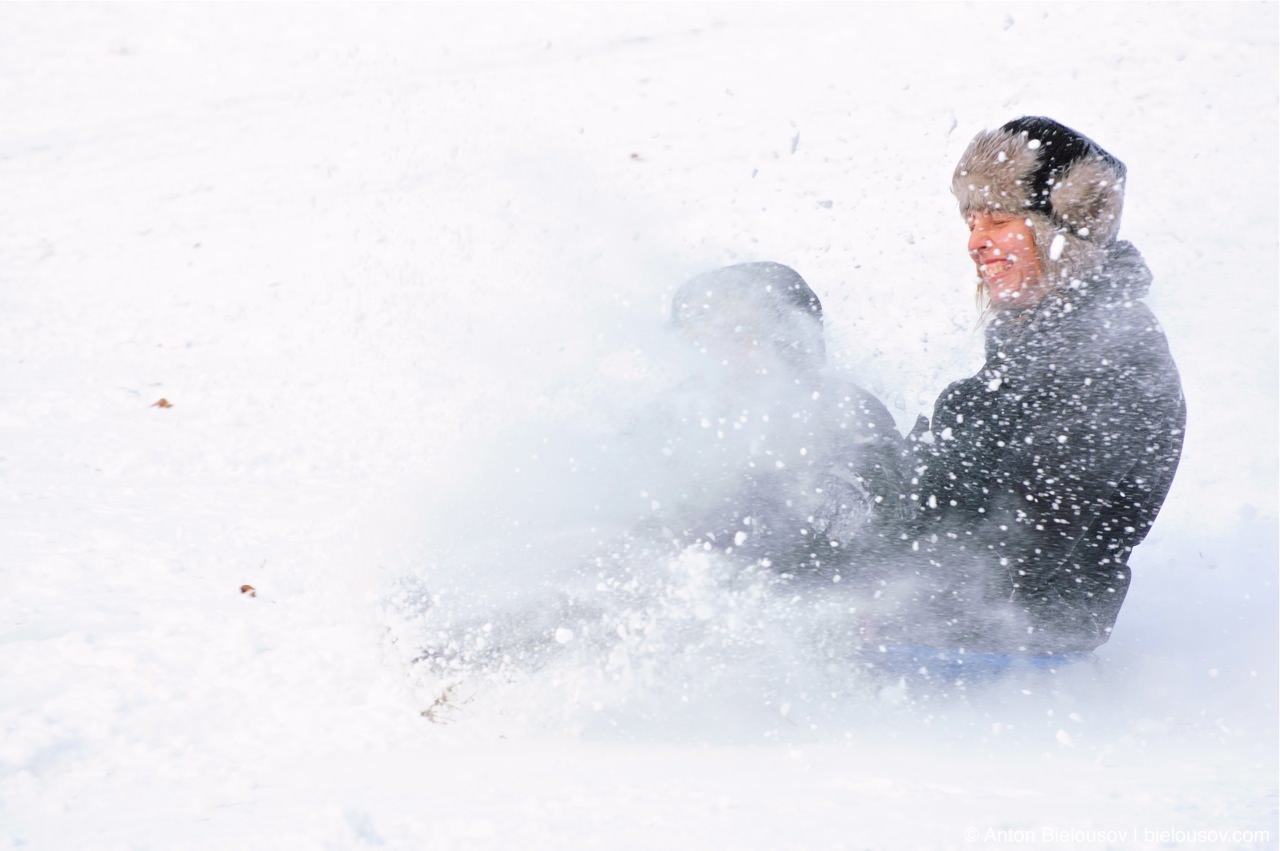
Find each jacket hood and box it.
[1088,239,1152,302]
[987,240,1153,350]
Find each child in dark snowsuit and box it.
[642,261,905,575]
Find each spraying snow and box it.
[1,4,1275,849]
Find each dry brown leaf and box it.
[151,398,173,409]
[421,684,471,723]
[240,584,257,597]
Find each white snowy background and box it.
[2,3,1276,850]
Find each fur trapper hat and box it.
[953,117,1127,283]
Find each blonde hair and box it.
[974,279,994,329]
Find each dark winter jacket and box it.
[903,242,1185,653]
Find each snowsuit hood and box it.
[670,261,826,372]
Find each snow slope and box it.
[1,3,1276,849]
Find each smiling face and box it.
[967,210,1049,310]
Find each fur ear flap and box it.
[1027,216,1109,286]
[1049,157,1125,243]
[951,130,1039,214]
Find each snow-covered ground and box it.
[2,3,1276,849]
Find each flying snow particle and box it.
[1049,233,1066,260]
[554,627,574,644]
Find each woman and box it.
[884,117,1186,658]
